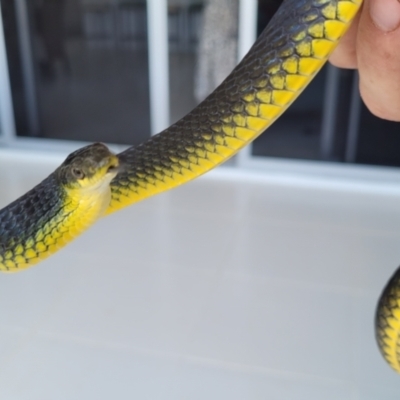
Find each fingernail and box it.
[370,0,400,32]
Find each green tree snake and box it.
[1,0,400,375]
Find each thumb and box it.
[369,0,400,31]
[357,0,400,121]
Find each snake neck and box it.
[0,174,111,272]
[63,177,112,223]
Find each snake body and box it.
[108,0,362,214]
[1,0,363,267]
[3,0,399,375]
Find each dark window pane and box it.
[357,103,400,167]
[168,0,203,124]
[2,0,151,145]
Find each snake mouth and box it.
[107,159,125,175]
[107,164,119,174]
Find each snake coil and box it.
[2,0,398,375]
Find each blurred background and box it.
[0,1,400,399]
[0,0,399,166]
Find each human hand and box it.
[329,0,400,121]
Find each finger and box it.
[357,0,400,121]
[329,9,361,69]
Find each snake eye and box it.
[72,168,85,180]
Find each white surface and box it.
[0,152,400,399]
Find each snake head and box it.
[56,143,121,191]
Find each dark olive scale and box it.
[0,175,66,269]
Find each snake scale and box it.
[1,0,400,375]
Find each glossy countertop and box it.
[0,148,399,399]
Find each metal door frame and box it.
[0,3,16,145]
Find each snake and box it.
[2,0,399,375]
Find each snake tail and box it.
[376,265,400,373]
